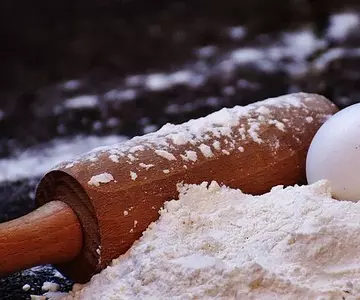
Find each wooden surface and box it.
[0,201,82,276]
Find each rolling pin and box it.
[0,93,338,283]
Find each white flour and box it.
[63,180,360,300]
[87,173,115,186]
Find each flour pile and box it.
[63,180,360,300]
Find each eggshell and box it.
[306,103,360,201]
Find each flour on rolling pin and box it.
[55,92,334,182]
[36,92,337,283]
[87,173,115,186]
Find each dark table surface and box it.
[1,1,360,299]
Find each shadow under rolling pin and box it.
[0,93,338,283]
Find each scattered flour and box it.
[64,95,99,109]
[44,292,69,300]
[64,12,356,109]
[198,144,214,158]
[230,28,326,75]
[62,80,82,91]
[196,46,217,59]
[51,11,360,117]
[87,173,114,186]
[129,146,145,153]
[109,154,120,163]
[130,171,138,181]
[143,124,159,134]
[63,180,360,300]
[127,154,136,162]
[222,149,230,155]
[306,116,314,123]
[255,106,271,115]
[268,119,286,132]
[212,140,221,151]
[145,71,194,91]
[180,150,198,162]
[248,122,262,143]
[154,150,177,161]
[22,284,31,291]
[104,89,137,102]
[42,282,60,292]
[313,48,360,71]
[326,12,360,42]
[228,26,247,40]
[53,270,66,279]
[30,296,46,300]
[139,163,155,170]
[0,135,127,183]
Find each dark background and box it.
[1,0,360,299]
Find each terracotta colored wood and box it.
[0,93,338,283]
[0,201,82,276]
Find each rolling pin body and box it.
[0,93,338,282]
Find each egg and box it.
[306,103,360,201]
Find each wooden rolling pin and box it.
[0,93,338,283]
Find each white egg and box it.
[306,103,360,201]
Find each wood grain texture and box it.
[0,201,82,276]
[34,93,338,283]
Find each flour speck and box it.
[87,173,114,186]
[130,171,138,181]
[198,144,214,158]
[154,150,177,161]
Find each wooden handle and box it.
[0,201,82,276]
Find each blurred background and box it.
[1,0,360,298]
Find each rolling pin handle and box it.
[0,201,83,276]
